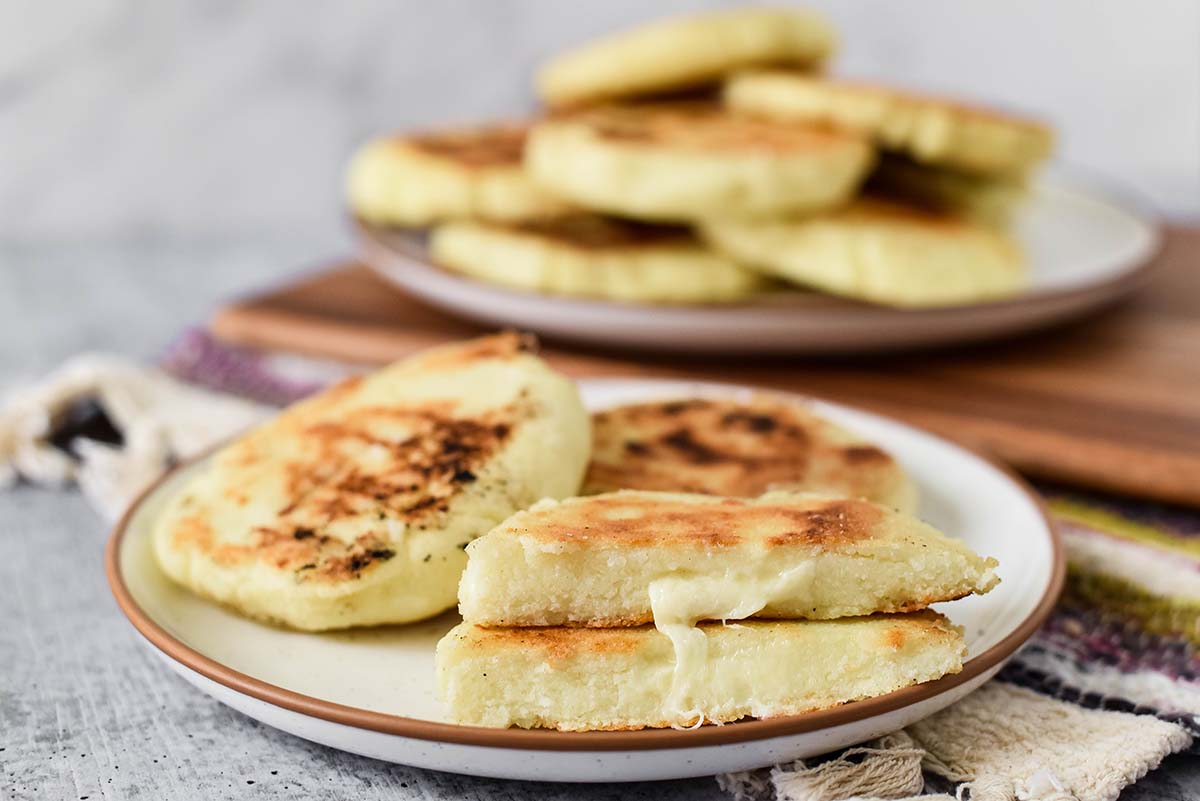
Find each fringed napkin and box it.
[721,683,1191,801]
[3,330,1197,799]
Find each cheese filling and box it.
[648,561,817,723]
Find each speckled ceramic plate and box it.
[106,378,1062,782]
[354,173,1159,354]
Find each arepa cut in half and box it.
[437,612,965,730]
[458,490,998,629]
[153,333,590,631]
[346,123,573,226]
[525,103,874,222]
[585,396,916,511]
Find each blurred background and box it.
[2,0,1198,368]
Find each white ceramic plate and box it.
[355,173,1160,354]
[107,378,1062,782]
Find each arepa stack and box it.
[436,396,999,731]
[437,490,997,730]
[347,6,1055,310]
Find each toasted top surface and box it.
[158,333,552,584]
[491,490,913,550]
[446,610,961,663]
[399,124,530,169]
[542,103,867,156]
[536,8,834,108]
[585,397,912,505]
[725,71,1053,174]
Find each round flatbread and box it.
[525,103,873,222]
[430,215,768,304]
[152,333,591,631]
[584,396,917,512]
[346,123,573,226]
[701,198,1026,307]
[725,71,1054,176]
[537,8,834,108]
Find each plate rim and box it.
[352,172,1163,321]
[105,381,1064,752]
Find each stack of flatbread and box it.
[347,8,1053,308]
[438,395,999,731]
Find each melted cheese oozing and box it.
[648,562,816,723]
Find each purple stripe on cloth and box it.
[161,329,328,406]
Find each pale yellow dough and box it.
[701,198,1027,307]
[725,71,1053,176]
[429,216,767,304]
[346,124,573,226]
[436,613,965,730]
[537,8,835,108]
[525,104,873,222]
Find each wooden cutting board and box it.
[211,227,1200,507]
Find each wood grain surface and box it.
[210,228,1200,507]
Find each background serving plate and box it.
[354,173,1159,355]
[107,378,1062,782]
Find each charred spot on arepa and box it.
[152,333,591,630]
[405,124,530,168]
[514,493,881,549]
[584,396,914,510]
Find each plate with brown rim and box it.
[353,172,1159,354]
[106,378,1062,782]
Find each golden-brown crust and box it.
[514,492,883,549]
[563,103,862,154]
[412,331,538,370]
[164,336,552,584]
[585,397,905,501]
[403,124,530,168]
[457,624,646,665]
[488,215,695,252]
[816,78,1052,132]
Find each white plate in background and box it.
[356,174,1160,354]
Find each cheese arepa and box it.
[536,8,835,108]
[725,71,1053,177]
[429,215,768,304]
[458,490,998,628]
[584,397,916,510]
[153,333,590,631]
[346,124,573,226]
[525,103,874,222]
[701,198,1026,307]
[437,612,965,730]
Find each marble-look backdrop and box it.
[2,0,1198,245]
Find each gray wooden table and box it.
[2,238,1196,799]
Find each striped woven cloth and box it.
[999,492,1200,740]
